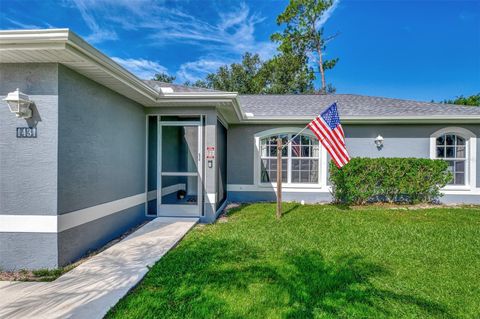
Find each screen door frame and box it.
[157,119,203,217]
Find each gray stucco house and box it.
[1,29,479,271]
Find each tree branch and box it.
[323,32,340,44]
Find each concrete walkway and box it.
[0,217,198,319]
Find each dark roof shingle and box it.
[239,94,480,117]
[142,81,479,118]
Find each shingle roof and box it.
[141,81,479,118]
[143,80,221,93]
[239,94,480,117]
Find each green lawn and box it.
[107,204,480,319]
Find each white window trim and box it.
[430,127,477,191]
[253,127,328,189]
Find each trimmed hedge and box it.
[329,158,452,205]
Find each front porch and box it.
[145,110,228,223]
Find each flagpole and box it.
[276,137,282,219]
[275,101,341,219]
[282,125,309,149]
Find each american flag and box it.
[308,103,350,168]
[291,138,301,157]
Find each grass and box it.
[107,203,480,319]
[0,268,68,282]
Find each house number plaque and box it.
[16,127,37,138]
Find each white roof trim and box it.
[0,29,239,107]
[160,87,174,94]
[0,29,160,102]
[239,115,480,124]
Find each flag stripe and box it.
[333,127,349,160]
[307,103,350,168]
[333,127,345,144]
[308,122,345,168]
[315,118,350,162]
[338,125,345,139]
[312,119,349,164]
[308,123,342,167]
[321,120,347,158]
[310,120,347,166]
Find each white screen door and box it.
[158,121,202,217]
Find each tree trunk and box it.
[276,138,282,219]
[316,43,326,94]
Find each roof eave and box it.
[0,29,160,103]
[66,30,161,100]
[0,29,244,116]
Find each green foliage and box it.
[181,0,340,93]
[259,52,315,94]
[203,52,315,94]
[205,53,264,93]
[442,93,480,106]
[151,72,176,83]
[322,57,338,70]
[329,158,452,205]
[183,79,211,89]
[273,0,339,93]
[31,268,65,281]
[107,203,480,318]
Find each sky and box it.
[0,0,479,102]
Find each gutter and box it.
[155,92,244,121]
[240,115,480,124]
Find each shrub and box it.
[329,158,452,205]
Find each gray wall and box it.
[345,124,480,187]
[228,124,480,187]
[56,65,147,265]
[0,63,59,216]
[58,204,146,266]
[1,63,150,270]
[228,124,302,185]
[0,233,58,270]
[147,116,157,215]
[216,120,227,209]
[228,190,332,203]
[0,63,59,270]
[57,65,146,214]
[227,123,480,204]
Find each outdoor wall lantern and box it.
[3,88,33,119]
[374,135,384,148]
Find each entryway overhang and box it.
[0,29,243,123]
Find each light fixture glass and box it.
[3,88,32,119]
[374,135,384,148]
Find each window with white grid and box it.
[435,134,467,185]
[260,134,320,184]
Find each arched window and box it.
[430,127,476,188]
[258,131,320,184]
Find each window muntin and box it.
[435,134,466,185]
[260,134,319,184]
[260,135,288,183]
